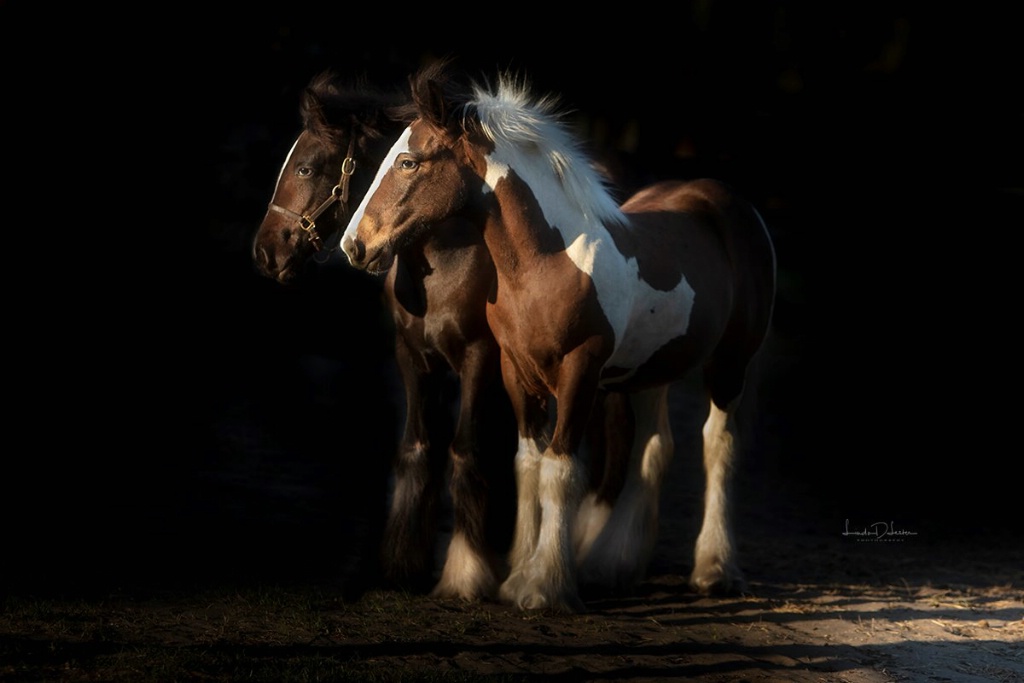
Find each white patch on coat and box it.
[341,126,413,261]
[484,146,695,383]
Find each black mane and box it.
[300,70,412,149]
[408,59,476,133]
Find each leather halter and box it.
[267,136,356,253]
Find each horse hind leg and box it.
[573,391,631,569]
[691,386,746,596]
[692,194,774,596]
[577,386,673,594]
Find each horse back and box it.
[620,178,776,368]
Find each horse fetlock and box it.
[577,484,658,591]
[381,518,435,588]
[573,493,612,561]
[577,541,649,594]
[577,532,649,590]
[432,533,498,601]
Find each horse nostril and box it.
[254,244,270,268]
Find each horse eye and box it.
[398,159,418,171]
[296,166,313,177]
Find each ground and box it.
[2,323,1022,682]
[2,488,1021,682]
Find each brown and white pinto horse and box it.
[342,63,777,612]
[252,72,517,600]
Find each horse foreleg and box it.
[498,354,552,607]
[501,360,596,613]
[497,433,548,602]
[691,398,745,595]
[501,448,587,613]
[520,451,587,612]
[578,386,673,593]
[432,345,504,601]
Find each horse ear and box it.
[300,85,327,131]
[410,59,460,131]
[425,79,451,126]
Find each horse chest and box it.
[485,289,588,393]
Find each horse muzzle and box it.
[342,235,394,274]
[341,234,365,268]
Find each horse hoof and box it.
[431,573,498,602]
[578,563,643,597]
[500,574,586,613]
[690,564,746,596]
[498,572,527,604]
[517,590,586,613]
[430,584,485,602]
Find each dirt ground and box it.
[6,554,1019,683]
[3,321,1022,682]
[3,486,1021,682]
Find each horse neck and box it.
[475,208,541,294]
[475,152,584,284]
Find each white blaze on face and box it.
[272,137,300,200]
[483,148,695,382]
[341,127,414,264]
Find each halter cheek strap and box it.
[268,136,357,253]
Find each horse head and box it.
[252,71,409,283]
[341,62,488,274]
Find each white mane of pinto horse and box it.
[343,70,776,612]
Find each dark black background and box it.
[5,3,1021,594]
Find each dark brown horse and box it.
[342,63,777,612]
[252,72,517,600]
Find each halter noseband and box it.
[267,136,356,253]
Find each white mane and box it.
[470,76,627,228]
